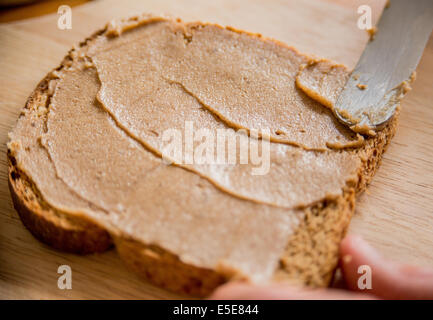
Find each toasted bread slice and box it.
[7,16,399,297]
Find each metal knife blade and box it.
[334,0,433,134]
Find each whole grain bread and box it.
[7,16,399,297]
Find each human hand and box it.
[210,235,433,300]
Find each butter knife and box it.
[334,0,433,134]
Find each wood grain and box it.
[0,0,90,23]
[0,0,432,299]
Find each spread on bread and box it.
[9,16,368,284]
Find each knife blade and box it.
[334,0,433,135]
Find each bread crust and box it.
[8,155,113,254]
[7,16,399,297]
[274,111,398,287]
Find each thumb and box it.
[340,235,433,299]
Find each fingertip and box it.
[339,234,433,299]
[339,234,380,291]
[340,234,382,264]
[341,234,366,254]
[209,282,306,300]
[210,282,377,300]
[208,282,252,300]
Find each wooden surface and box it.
[0,0,90,23]
[0,0,432,299]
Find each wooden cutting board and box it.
[0,0,432,299]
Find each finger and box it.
[340,234,433,299]
[209,282,376,300]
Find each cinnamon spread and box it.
[8,16,362,281]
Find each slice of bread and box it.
[7,15,400,297]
